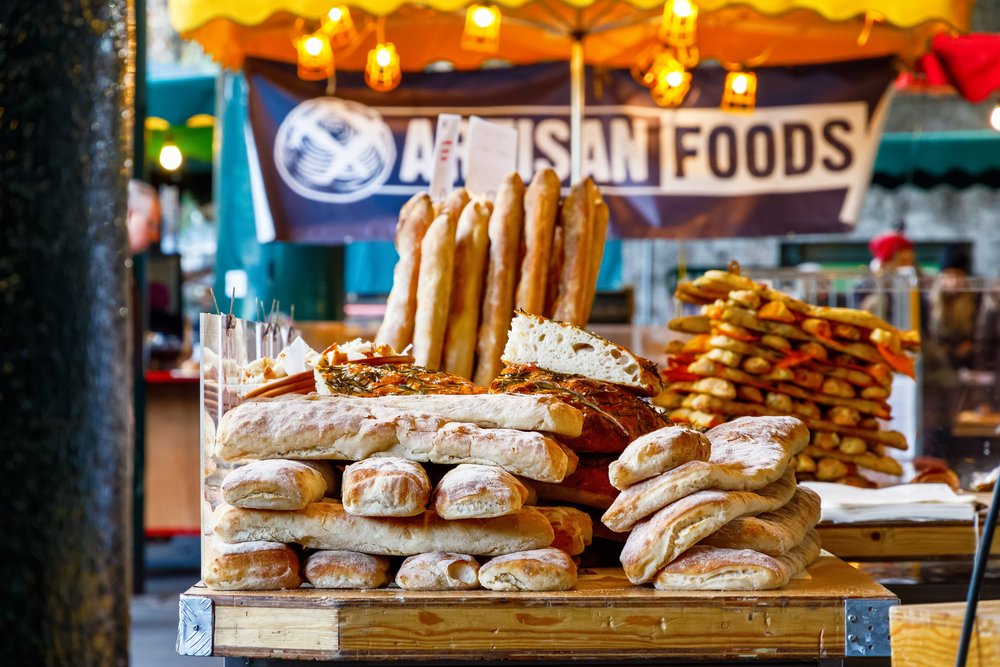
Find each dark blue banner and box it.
[244,58,894,243]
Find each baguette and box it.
[544,224,565,319]
[376,193,434,352]
[515,169,561,315]
[413,211,459,369]
[437,187,470,220]
[552,180,594,324]
[395,552,480,590]
[442,197,493,379]
[304,550,392,589]
[474,173,525,386]
[581,187,608,323]
[221,459,337,511]
[215,502,554,556]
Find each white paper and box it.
[464,115,518,198]
[276,336,312,374]
[802,482,978,524]
[429,113,462,201]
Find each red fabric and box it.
[869,232,914,263]
[917,51,951,87]
[930,33,1000,103]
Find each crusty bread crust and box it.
[478,547,577,591]
[609,426,711,490]
[342,457,431,517]
[304,550,392,589]
[395,552,480,590]
[516,169,561,316]
[443,197,492,379]
[552,181,593,324]
[535,506,593,556]
[433,464,530,520]
[203,539,302,591]
[699,487,820,556]
[222,459,336,510]
[413,211,459,370]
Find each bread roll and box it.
[580,188,608,323]
[342,457,430,517]
[478,548,577,591]
[433,464,530,520]
[515,169,561,315]
[203,540,301,591]
[215,502,554,556]
[222,459,337,510]
[609,426,711,490]
[395,552,480,590]
[413,212,459,370]
[552,180,594,324]
[442,197,493,379]
[474,173,525,386]
[376,193,434,352]
[535,506,593,556]
[304,550,391,589]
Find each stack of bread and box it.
[205,383,593,592]
[602,416,823,590]
[487,312,669,511]
[375,170,609,386]
[658,268,919,487]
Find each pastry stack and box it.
[658,268,919,487]
[204,390,593,592]
[602,416,823,590]
[375,170,609,386]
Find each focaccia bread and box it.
[216,395,574,483]
[221,459,337,511]
[535,506,593,556]
[478,547,577,591]
[432,464,530,520]
[304,550,392,589]
[502,312,661,396]
[609,426,711,490]
[215,501,554,556]
[203,540,301,591]
[342,457,431,517]
[699,487,821,556]
[395,552,480,590]
[619,468,797,584]
[654,529,822,591]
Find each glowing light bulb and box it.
[327,7,343,23]
[462,4,502,53]
[303,36,324,57]
[665,70,684,87]
[366,42,401,91]
[991,103,1000,131]
[472,6,496,28]
[159,142,182,171]
[375,47,392,67]
[731,73,748,95]
[673,0,693,19]
[320,6,356,47]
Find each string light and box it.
[648,52,691,107]
[366,42,401,91]
[321,6,357,49]
[297,32,334,81]
[659,0,698,49]
[991,102,1000,131]
[159,141,183,172]
[721,70,757,113]
[462,4,501,53]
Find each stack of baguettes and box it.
[374,170,609,386]
[204,390,594,592]
[602,416,823,590]
[657,268,919,487]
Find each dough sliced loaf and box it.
[215,502,554,556]
[609,426,711,489]
[304,550,392,589]
[221,459,336,510]
[395,552,480,590]
[433,464,530,519]
[502,312,661,395]
[653,528,821,591]
[619,468,797,584]
[698,487,821,556]
[478,547,577,591]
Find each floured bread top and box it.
[214,540,290,555]
[307,550,387,576]
[502,312,662,396]
[485,547,574,570]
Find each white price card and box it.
[465,115,518,198]
[429,114,462,202]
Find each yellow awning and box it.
[170,0,970,70]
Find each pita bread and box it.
[699,487,821,556]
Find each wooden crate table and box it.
[178,555,895,664]
[890,599,1000,667]
[818,521,1000,561]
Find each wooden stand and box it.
[178,556,895,664]
[890,600,1000,667]
[818,520,1000,561]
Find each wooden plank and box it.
[890,600,1000,667]
[184,558,896,661]
[818,522,1000,560]
[145,382,201,534]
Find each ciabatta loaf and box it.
[699,487,820,556]
[536,506,593,556]
[502,312,661,395]
[304,551,392,589]
[395,552,480,590]
[203,540,301,591]
[609,426,711,490]
[342,457,430,517]
[653,529,821,591]
[478,548,577,591]
[215,502,554,556]
[221,459,336,511]
[432,464,530,520]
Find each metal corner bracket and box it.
[844,598,896,658]
[177,594,214,657]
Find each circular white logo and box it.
[274,98,396,203]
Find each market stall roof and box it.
[873,130,1000,188]
[148,62,218,126]
[170,0,970,71]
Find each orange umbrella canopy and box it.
[171,0,970,72]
